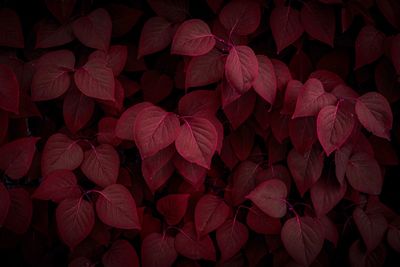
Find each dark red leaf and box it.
[229,161,258,206]
[355,26,385,69]
[35,20,74,49]
[102,240,139,267]
[0,8,24,48]
[107,3,142,37]
[246,206,282,235]
[157,194,190,225]
[138,17,173,58]
[56,197,94,249]
[0,182,10,226]
[289,117,316,154]
[141,70,173,104]
[45,0,76,24]
[147,0,188,23]
[90,45,128,76]
[32,170,81,203]
[253,55,277,105]
[0,64,20,113]
[223,90,257,129]
[72,8,112,51]
[0,137,39,179]
[141,233,178,267]
[63,88,95,134]
[216,219,249,262]
[178,90,220,118]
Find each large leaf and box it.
[0,64,19,113]
[246,179,287,218]
[72,8,112,51]
[175,117,218,169]
[31,50,74,101]
[317,101,356,156]
[32,170,81,203]
[141,233,178,267]
[225,45,258,93]
[56,198,95,249]
[355,92,392,140]
[41,133,83,176]
[218,0,260,35]
[0,137,39,179]
[287,146,324,196]
[281,216,324,266]
[216,219,249,262]
[81,144,120,188]
[270,6,304,53]
[102,240,139,267]
[95,184,140,229]
[171,19,215,56]
[138,17,173,58]
[293,78,337,118]
[74,56,115,101]
[195,194,230,237]
[134,106,180,158]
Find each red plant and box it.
[0,0,399,266]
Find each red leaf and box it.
[56,198,95,249]
[32,170,81,203]
[97,117,121,146]
[185,49,225,88]
[229,124,255,161]
[141,70,173,103]
[246,206,282,235]
[246,179,287,218]
[270,110,290,143]
[287,146,324,196]
[270,6,304,53]
[317,101,356,156]
[0,8,24,48]
[72,8,112,51]
[216,219,249,262]
[223,90,257,129]
[45,0,76,24]
[0,64,20,113]
[349,240,387,267]
[74,56,115,101]
[173,154,207,187]
[4,188,33,234]
[31,50,75,101]
[35,20,74,49]
[116,102,153,141]
[147,0,188,23]
[178,90,220,118]
[300,2,335,46]
[353,207,387,252]
[218,0,261,36]
[195,194,230,237]
[272,59,293,90]
[107,4,142,37]
[157,194,190,225]
[310,175,347,217]
[171,19,215,56]
[253,55,277,105]
[0,182,10,226]
[229,161,258,206]
[375,58,400,103]
[134,105,180,158]
[376,0,400,30]
[391,34,400,72]
[175,117,218,169]
[102,240,139,267]
[175,222,216,261]
[90,45,128,76]
[81,144,120,188]
[355,26,385,69]
[282,80,303,115]
[289,50,313,82]
[346,152,383,195]
[141,233,178,267]
[138,17,174,58]
[355,92,392,140]
[225,46,258,93]
[63,88,95,134]
[309,70,345,92]
[95,184,140,229]
[0,137,39,179]
[41,133,83,176]
[281,216,324,266]
[289,117,316,154]
[0,110,8,144]
[292,78,337,118]
[387,218,400,253]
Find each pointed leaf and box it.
[355,26,385,69]
[63,88,95,134]
[216,219,249,262]
[157,194,190,225]
[253,55,277,105]
[218,0,260,35]
[142,233,178,267]
[102,240,139,267]
[138,17,173,58]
